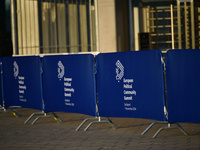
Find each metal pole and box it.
[55,0,59,53]
[11,0,18,55]
[89,0,93,51]
[24,0,28,54]
[184,2,189,49]
[129,0,134,51]
[94,0,99,52]
[170,3,175,49]
[190,0,195,49]
[177,0,182,49]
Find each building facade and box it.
[1,0,200,56]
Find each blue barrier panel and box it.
[96,50,166,120]
[2,56,43,110]
[42,54,97,116]
[166,49,200,123]
[0,59,3,107]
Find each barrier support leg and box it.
[153,123,189,138]
[10,106,22,117]
[176,122,189,135]
[141,121,168,135]
[24,111,45,124]
[31,113,52,125]
[107,117,118,128]
[31,112,62,125]
[76,117,117,131]
[76,117,98,131]
[52,112,62,123]
[84,117,117,131]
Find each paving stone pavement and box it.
[0,108,200,150]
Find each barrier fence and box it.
[96,50,166,120]
[1,56,44,117]
[142,49,200,138]
[2,56,43,110]
[0,60,4,110]
[42,54,97,116]
[0,49,199,137]
[166,49,200,124]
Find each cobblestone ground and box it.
[0,108,200,150]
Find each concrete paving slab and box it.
[0,108,200,150]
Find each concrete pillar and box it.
[97,0,117,53]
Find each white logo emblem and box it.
[13,61,19,79]
[116,60,124,82]
[58,61,65,80]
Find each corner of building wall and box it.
[97,0,117,53]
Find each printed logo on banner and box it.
[115,60,137,111]
[57,60,75,107]
[115,60,124,82]
[57,61,65,80]
[13,61,19,79]
[13,61,27,102]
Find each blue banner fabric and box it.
[166,49,200,123]
[0,59,3,106]
[2,56,43,110]
[96,50,166,120]
[42,54,97,116]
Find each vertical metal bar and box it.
[38,0,43,53]
[129,0,134,51]
[142,7,148,33]
[170,3,175,49]
[19,0,23,54]
[191,0,195,49]
[53,0,57,53]
[65,0,70,52]
[94,0,99,52]
[24,0,28,54]
[33,0,36,54]
[146,6,150,33]
[28,0,32,54]
[177,0,182,49]
[77,0,81,52]
[155,7,159,49]
[11,0,18,55]
[49,1,52,53]
[55,0,59,53]
[184,2,189,49]
[73,0,76,52]
[142,7,146,33]
[147,6,151,49]
[88,0,92,52]
[58,0,60,52]
[73,0,78,52]
[63,0,67,51]
[133,7,140,51]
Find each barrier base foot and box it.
[52,112,62,123]
[0,106,6,112]
[141,121,188,138]
[24,112,62,125]
[153,123,189,138]
[84,120,117,131]
[76,117,117,131]
[31,114,52,125]
[76,117,98,131]
[24,111,45,124]
[10,106,22,117]
[141,121,168,135]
